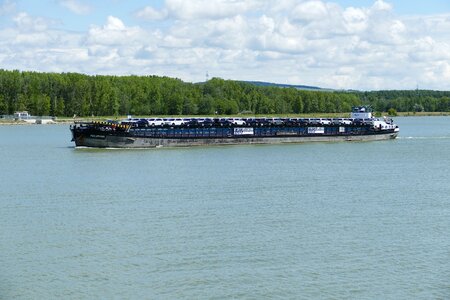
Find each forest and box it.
[0,69,449,117]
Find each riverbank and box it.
[0,120,70,125]
[396,111,449,116]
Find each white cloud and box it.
[86,16,147,46]
[204,15,248,49]
[2,1,450,90]
[291,1,329,22]
[372,0,392,12]
[14,32,52,45]
[0,0,15,15]
[104,15,125,30]
[13,12,56,31]
[135,6,168,21]
[59,0,91,15]
[343,7,368,33]
[143,0,259,20]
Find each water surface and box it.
[1,117,449,299]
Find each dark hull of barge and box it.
[71,125,399,148]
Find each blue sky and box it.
[2,0,450,90]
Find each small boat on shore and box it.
[14,111,56,124]
[70,106,399,148]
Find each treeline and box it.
[358,90,450,113]
[0,69,449,117]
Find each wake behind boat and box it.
[70,106,399,148]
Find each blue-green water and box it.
[1,117,449,299]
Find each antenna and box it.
[206,71,209,82]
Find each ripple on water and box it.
[1,119,450,299]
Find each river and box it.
[1,117,449,299]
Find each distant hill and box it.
[243,81,325,91]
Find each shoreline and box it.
[0,120,74,125]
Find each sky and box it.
[1,0,450,90]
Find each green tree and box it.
[2,69,450,117]
[198,95,215,115]
[0,95,7,114]
[56,97,65,116]
[182,97,198,115]
[387,108,398,116]
[16,94,28,111]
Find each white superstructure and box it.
[350,106,399,133]
[351,106,373,119]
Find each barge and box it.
[70,106,399,148]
